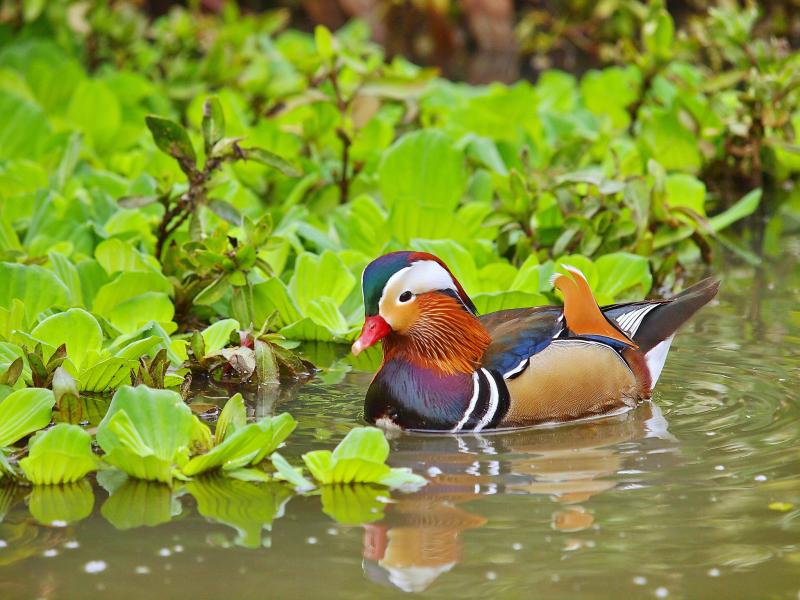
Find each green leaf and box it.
[95,238,158,275]
[28,480,94,525]
[270,451,315,491]
[207,199,242,226]
[242,147,301,177]
[332,427,390,463]
[0,388,55,447]
[289,251,355,313]
[202,96,225,151]
[20,423,98,484]
[379,130,467,211]
[665,173,706,217]
[182,413,296,476]
[96,386,196,483]
[30,308,103,371]
[77,357,136,393]
[0,262,70,327]
[145,115,196,164]
[594,253,653,303]
[709,188,761,232]
[215,393,246,445]
[639,108,701,172]
[67,79,121,151]
[315,25,335,62]
[202,318,240,356]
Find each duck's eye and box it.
[398,291,413,303]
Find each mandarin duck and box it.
[352,251,719,432]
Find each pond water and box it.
[1,237,799,600]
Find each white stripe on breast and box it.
[474,369,499,432]
[451,371,481,433]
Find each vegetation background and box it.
[0,0,798,486]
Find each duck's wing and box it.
[479,306,563,378]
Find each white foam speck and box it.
[135,566,150,575]
[43,549,58,557]
[708,568,720,577]
[715,465,725,471]
[158,548,171,557]
[64,540,79,549]
[754,475,767,482]
[50,520,67,528]
[512,543,522,551]
[306,537,317,545]
[633,576,647,586]
[655,587,669,598]
[485,571,497,581]
[84,560,107,574]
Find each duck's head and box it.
[353,251,487,373]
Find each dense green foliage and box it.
[0,1,799,505]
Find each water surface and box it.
[1,238,798,600]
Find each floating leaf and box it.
[20,423,98,484]
[96,386,197,483]
[182,413,296,477]
[214,393,246,445]
[301,427,426,489]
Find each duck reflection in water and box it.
[361,402,677,593]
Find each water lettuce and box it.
[19,423,98,485]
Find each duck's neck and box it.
[382,305,491,376]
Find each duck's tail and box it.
[602,278,720,388]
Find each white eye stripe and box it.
[378,260,458,315]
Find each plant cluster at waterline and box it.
[0,384,425,536]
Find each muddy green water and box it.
[1,240,799,600]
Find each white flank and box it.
[645,335,674,388]
[474,369,499,432]
[451,371,481,433]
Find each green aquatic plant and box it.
[19,423,98,485]
[182,394,296,478]
[95,386,199,484]
[274,427,427,491]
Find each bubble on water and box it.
[84,560,107,574]
[64,540,79,549]
[158,548,171,557]
[50,520,68,528]
[427,466,442,477]
[135,566,150,575]
[754,475,767,482]
[0,540,7,548]
[633,576,647,586]
[306,537,317,545]
[327,528,338,536]
[708,568,720,577]
[512,543,522,551]
[485,571,497,581]
[714,465,725,471]
[655,587,669,598]
[173,545,184,553]
[43,549,58,557]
